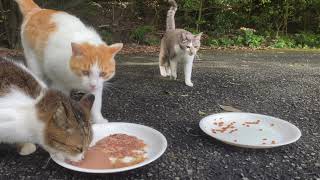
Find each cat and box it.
[15,0,123,123]
[0,59,95,162]
[159,0,202,87]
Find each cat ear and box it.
[53,103,68,129]
[71,42,84,57]
[181,32,187,40]
[194,32,203,40]
[80,94,95,110]
[108,43,123,55]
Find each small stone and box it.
[187,169,193,176]
[147,173,153,177]
[315,163,320,167]
[242,178,249,180]
[175,177,180,180]
[283,155,288,159]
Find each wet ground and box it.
[0,50,320,180]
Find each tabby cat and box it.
[0,60,94,162]
[15,0,123,123]
[159,0,202,87]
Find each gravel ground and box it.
[0,50,320,180]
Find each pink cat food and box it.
[69,134,147,169]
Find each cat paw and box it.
[160,67,168,77]
[170,75,177,80]
[18,143,37,156]
[185,81,194,87]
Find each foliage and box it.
[1,0,320,48]
[130,26,156,45]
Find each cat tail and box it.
[166,0,178,31]
[15,0,41,17]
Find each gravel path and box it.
[0,50,320,180]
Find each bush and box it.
[241,28,265,48]
[272,36,296,48]
[293,32,320,48]
[130,26,154,44]
[219,37,234,47]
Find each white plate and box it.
[199,112,301,148]
[51,122,167,173]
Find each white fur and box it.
[21,12,109,123]
[0,84,45,158]
[167,45,196,87]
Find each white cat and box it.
[159,0,202,87]
[15,0,123,123]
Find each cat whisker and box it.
[42,156,52,169]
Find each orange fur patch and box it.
[70,43,120,79]
[22,9,58,60]
[16,0,41,17]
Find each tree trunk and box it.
[196,0,203,32]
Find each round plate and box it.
[51,122,167,173]
[199,112,301,148]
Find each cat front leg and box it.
[184,56,194,87]
[91,87,108,124]
[17,143,37,156]
[169,59,178,80]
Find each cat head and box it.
[69,43,123,92]
[179,32,203,56]
[37,91,95,162]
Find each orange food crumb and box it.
[244,120,260,125]
[271,140,276,144]
[229,129,238,134]
[215,122,236,133]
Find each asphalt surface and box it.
[0,50,320,180]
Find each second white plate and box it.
[199,112,301,148]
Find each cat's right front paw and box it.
[18,143,37,156]
[185,81,194,87]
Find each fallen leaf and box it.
[219,105,242,112]
[198,110,207,116]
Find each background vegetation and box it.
[1,0,320,49]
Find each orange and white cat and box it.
[15,0,123,123]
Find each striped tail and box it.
[14,0,41,17]
[166,0,178,31]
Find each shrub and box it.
[294,32,320,48]
[130,26,154,44]
[219,37,234,47]
[240,28,265,48]
[272,36,296,48]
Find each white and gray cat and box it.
[0,59,94,162]
[159,0,202,87]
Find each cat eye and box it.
[186,46,191,49]
[99,72,107,77]
[82,70,90,76]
